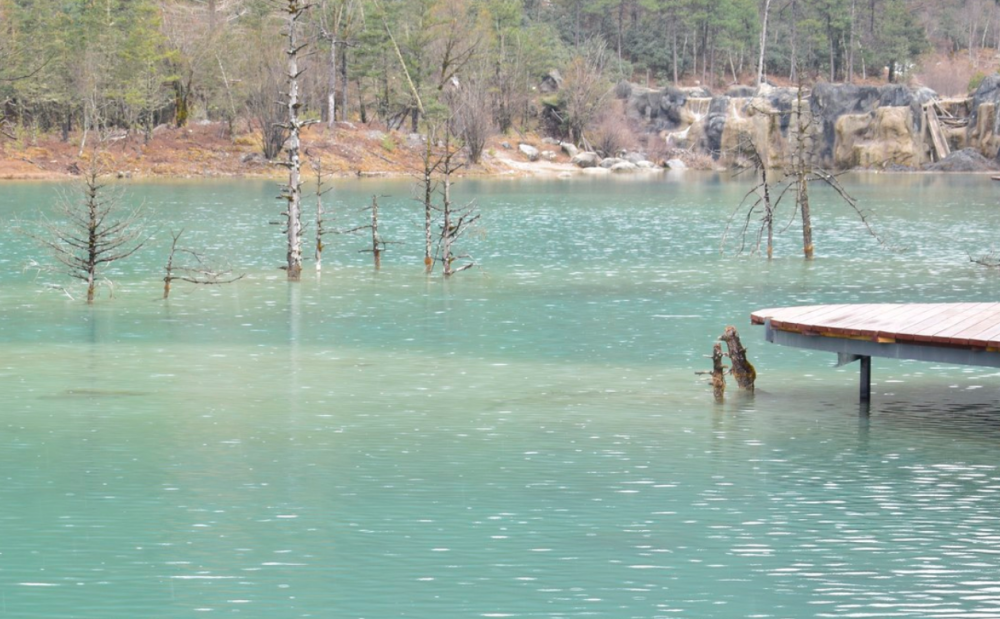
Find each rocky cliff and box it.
[623,80,1000,171]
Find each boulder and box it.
[600,157,623,168]
[540,150,557,161]
[560,142,579,158]
[518,143,539,161]
[571,152,600,168]
[635,160,657,169]
[610,161,639,172]
[666,158,687,170]
[539,70,562,93]
[924,147,1000,172]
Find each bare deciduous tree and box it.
[435,132,479,277]
[724,87,892,260]
[557,39,613,145]
[310,156,333,272]
[162,229,244,299]
[28,162,146,303]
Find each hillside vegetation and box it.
[0,0,997,175]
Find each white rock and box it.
[518,143,540,161]
[610,161,639,173]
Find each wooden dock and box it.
[751,303,1000,401]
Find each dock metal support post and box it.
[859,356,871,402]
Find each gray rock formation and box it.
[610,161,639,172]
[923,147,999,172]
[518,143,539,161]
[560,142,579,158]
[571,152,600,168]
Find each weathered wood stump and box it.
[696,342,727,402]
[720,325,756,392]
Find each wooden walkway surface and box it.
[751,303,1000,351]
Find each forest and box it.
[0,0,995,151]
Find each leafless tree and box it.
[310,156,334,272]
[355,195,400,269]
[450,73,494,164]
[724,86,891,259]
[276,0,317,281]
[27,162,146,303]
[434,132,479,276]
[417,129,442,272]
[162,229,244,299]
[722,136,777,258]
[557,39,613,144]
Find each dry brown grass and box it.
[914,51,1000,97]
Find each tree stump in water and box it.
[696,342,727,402]
[720,326,756,392]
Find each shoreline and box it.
[1,121,997,182]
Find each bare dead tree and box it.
[357,195,400,269]
[970,248,1000,267]
[725,85,893,259]
[27,162,146,303]
[339,195,398,269]
[416,127,442,272]
[163,229,244,299]
[435,132,479,277]
[310,156,333,272]
[276,0,318,281]
[722,135,781,258]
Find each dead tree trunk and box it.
[278,0,315,281]
[720,326,756,392]
[794,86,814,260]
[311,157,332,271]
[437,134,479,277]
[369,195,381,269]
[696,342,727,402]
[420,130,439,272]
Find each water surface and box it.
[2,173,1000,618]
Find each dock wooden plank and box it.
[751,303,1000,353]
[903,303,993,343]
[930,303,1000,343]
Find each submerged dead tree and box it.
[695,342,727,402]
[724,86,891,259]
[277,0,316,281]
[29,163,146,303]
[418,130,441,272]
[720,326,756,392]
[435,133,479,276]
[311,156,333,272]
[723,136,776,258]
[162,229,244,299]
[356,195,399,269]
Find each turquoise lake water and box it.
[2,173,1000,618]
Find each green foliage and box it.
[970,72,989,92]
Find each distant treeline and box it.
[0,0,987,147]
